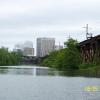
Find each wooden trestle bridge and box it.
[79,35,100,62]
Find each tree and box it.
[41,51,59,67]
[63,38,81,69]
[41,38,82,70]
[0,48,21,66]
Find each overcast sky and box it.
[0,0,100,51]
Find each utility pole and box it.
[86,24,88,39]
[83,24,92,40]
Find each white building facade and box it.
[14,41,34,56]
[22,41,34,56]
[37,38,55,57]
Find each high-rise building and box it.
[23,47,34,56]
[37,38,55,57]
[13,41,34,56]
[23,41,34,56]
[13,43,23,55]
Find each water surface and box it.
[0,66,100,100]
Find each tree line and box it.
[0,48,21,66]
[40,38,100,70]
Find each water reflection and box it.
[59,70,100,78]
[0,67,55,76]
[0,68,9,74]
[0,66,100,77]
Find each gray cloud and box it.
[0,0,100,50]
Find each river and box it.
[0,65,100,100]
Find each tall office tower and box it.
[22,41,34,56]
[37,38,55,57]
[13,43,23,55]
[14,41,34,56]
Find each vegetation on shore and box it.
[40,38,100,71]
[0,48,21,66]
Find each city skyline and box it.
[0,0,100,50]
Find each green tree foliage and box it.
[41,38,82,70]
[0,48,21,66]
[41,51,59,67]
[63,38,81,69]
[40,49,65,70]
